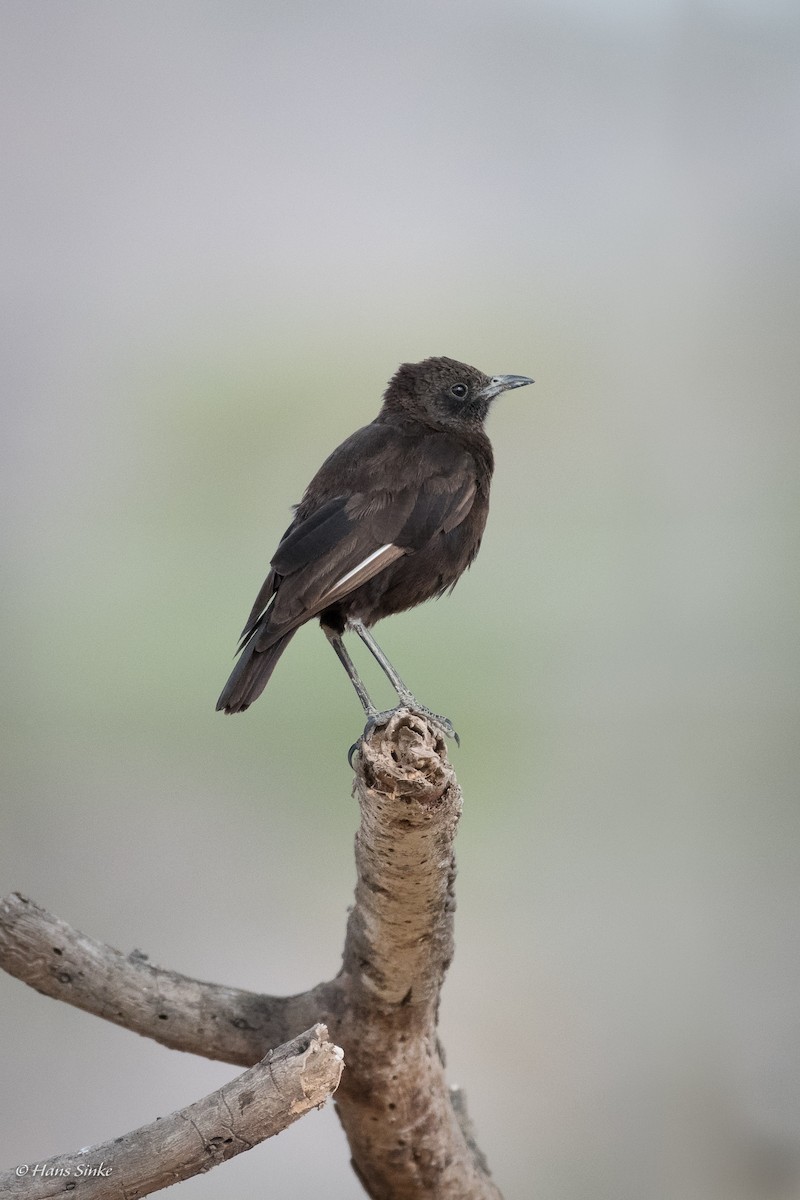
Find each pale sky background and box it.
[2,2,799,1198]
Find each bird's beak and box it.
[480,374,535,401]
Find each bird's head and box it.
[382,356,533,431]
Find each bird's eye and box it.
[450,383,468,398]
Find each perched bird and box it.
[216,356,533,737]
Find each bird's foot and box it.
[347,704,459,767]
[347,710,396,767]
[402,703,460,747]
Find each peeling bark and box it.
[0,709,503,1199]
[0,1025,342,1199]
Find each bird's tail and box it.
[216,629,297,714]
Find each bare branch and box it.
[1,711,503,1198]
[332,711,502,1200]
[0,1024,342,1200]
[0,894,343,1066]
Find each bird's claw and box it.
[431,714,460,747]
[400,702,460,746]
[347,706,459,767]
[347,712,391,768]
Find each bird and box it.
[216,356,533,739]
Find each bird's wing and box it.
[309,471,477,614]
[238,496,348,642]
[244,428,477,648]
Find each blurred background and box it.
[2,1,799,1196]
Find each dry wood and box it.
[0,709,502,1199]
[0,1025,342,1199]
[331,711,502,1200]
[0,892,342,1066]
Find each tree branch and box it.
[1,709,503,1199]
[0,893,343,1066]
[332,710,502,1200]
[0,1024,342,1199]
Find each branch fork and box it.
[0,710,501,1200]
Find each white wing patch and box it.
[317,543,405,610]
[334,544,394,590]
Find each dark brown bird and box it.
[216,356,533,737]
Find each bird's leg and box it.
[349,619,459,745]
[324,627,391,767]
[323,627,378,716]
